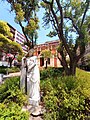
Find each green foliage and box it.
[24,18,39,47]
[25,18,39,34]
[40,67,63,80]
[0,77,27,106]
[7,67,20,73]
[40,68,90,120]
[41,0,90,75]
[0,102,29,120]
[6,0,39,49]
[41,50,52,58]
[10,41,23,54]
[0,33,11,43]
[0,21,12,37]
[17,53,24,62]
[0,66,7,74]
[76,68,90,98]
[0,33,12,53]
[0,67,20,74]
[0,20,23,55]
[0,76,29,120]
[14,3,25,22]
[47,31,57,37]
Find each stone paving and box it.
[30,116,43,120]
[22,105,45,120]
[3,71,21,78]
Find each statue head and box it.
[25,48,34,57]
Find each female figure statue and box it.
[20,49,40,108]
[20,57,27,93]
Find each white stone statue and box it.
[20,49,40,108]
[27,55,40,107]
[20,57,27,93]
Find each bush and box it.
[0,77,27,106]
[0,66,20,74]
[41,68,90,120]
[0,76,29,120]
[7,67,20,73]
[0,102,29,120]
[0,66,7,74]
[40,67,63,80]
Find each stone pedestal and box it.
[22,105,45,116]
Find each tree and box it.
[41,49,52,68]
[5,0,39,50]
[0,20,13,54]
[8,41,23,67]
[0,20,23,67]
[41,0,90,75]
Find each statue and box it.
[20,49,40,113]
[20,57,27,93]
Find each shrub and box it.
[40,67,63,80]
[0,76,29,120]
[7,67,20,73]
[41,79,59,120]
[0,102,29,120]
[40,68,90,120]
[0,77,27,106]
[0,66,20,74]
[0,66,7,74]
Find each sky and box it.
[0,1,58,44]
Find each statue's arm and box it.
[27,62,36,73]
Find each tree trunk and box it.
[63,63,76,76]
[58,53,77,76]
[69,60,77,76]
[9,57,12,68]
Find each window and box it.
[38,51,40,55]
[47,58,50,64]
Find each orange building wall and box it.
[34,40,62,68]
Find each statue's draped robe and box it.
[27,56,40,107]
[20,57,26,93]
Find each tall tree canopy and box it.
[41,0,90,75]
[5,0,39,50]
[0,20,23,67]
[0,20,22,54]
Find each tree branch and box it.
[50,15,58,32]
[56,0,63,31]
[19,21,29,43]
[80,0,89,29]
[57,50,69,75]
[43,0,51,4]
[64,16,80,34]
[76,44,85,62]
[50,3,59,28]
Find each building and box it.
[34,40,62,68]
[8,23,27,53]
[7,24,61,67]
[0,23,28,66]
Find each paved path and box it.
[3,72,21,79]
[30,116,43,120]
[22,105,44,120]
[0,72,20,84]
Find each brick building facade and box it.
[34,40,62,68]
[8,23,27,53]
